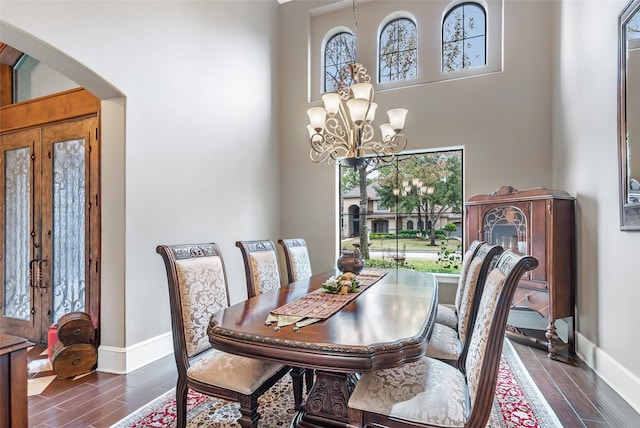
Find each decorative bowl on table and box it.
[322,272,359,294]
[336,247,365,274]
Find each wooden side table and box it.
[0,334,33,428]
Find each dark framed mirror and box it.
[619,0,640,230]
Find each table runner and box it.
[265,268,387,330]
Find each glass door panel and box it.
[4,146,31,320]
[51,138,86,321]
[0,128,41,339]
[482,205,528,254]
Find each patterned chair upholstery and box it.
[435,240,485,329]
[426,243,502,368]
[236,240,282,299]
[278,238,312,283]
[156,243,290,428]
[235,239,307,409]
[347,250,539,428]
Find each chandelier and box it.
[306,1,408,167]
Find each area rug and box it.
[111,339,561,427]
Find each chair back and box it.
[278,238,312,283]
[455,243,502,353]
[156,243,231,374]
[454,240,485,314]
[236,239,282,298]
[464,250,538,427]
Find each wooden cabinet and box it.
[0,334,32,428]
[465,186,575,357]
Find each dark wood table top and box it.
[0,333,32,356]
[207,269,438,373]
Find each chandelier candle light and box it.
[306,0,408,167]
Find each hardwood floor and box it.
[27,339,640,427]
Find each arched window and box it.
[379,18,417,83]
[442,3,486,73]
[324,31,355,93]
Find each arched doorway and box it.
[0,25,125,350]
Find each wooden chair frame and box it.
[157,242,290,428]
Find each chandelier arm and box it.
[336,97,354,136]
[361,124,375,143]
[323,118,351,154]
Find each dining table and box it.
[207,268,438,428]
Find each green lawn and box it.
[340,237,461,252]
[340,237,462,274]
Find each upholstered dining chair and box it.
[235,239,308,409]
[426,243,503,369]
[277,238,312,283]
[347,250,538,428]
[277,238,315,393]
[235,239,282,299]
[156,242,291,428]
[435,239,485,329]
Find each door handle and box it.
[29,259,39,288]
[37,259,48,289]
[29,259,48,289]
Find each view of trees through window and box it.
[379,18,417,83]
[324,32,356,93]
[339,150,463,274]
[442,3,486,72]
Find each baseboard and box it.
[97,331,173,374]
[576,332,640,414]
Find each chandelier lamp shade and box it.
[306,62,408,167]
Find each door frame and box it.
[0,88,101,344]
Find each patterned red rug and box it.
[111,339,561,427]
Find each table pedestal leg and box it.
[295,370,358,428]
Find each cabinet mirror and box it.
[619,0,640,229]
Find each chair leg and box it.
[305,368,315,393]
[290,366,305,410]
[238,394,260,428]
[176,379,188,428]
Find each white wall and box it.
[1,0,281,371]
[552,0,640,410]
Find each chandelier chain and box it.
[352,0,358,59]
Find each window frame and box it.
[338,147,464,273]
[377,15,418,84]
[441,2,487,73]
[308,1,502,102]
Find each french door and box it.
[0,115,100,343]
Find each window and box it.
[373,220,389,233]
[376,200,389,211]
[339,149,463,273]
[442,3,486,73]
[379,18,417,83]
[13,54,79,103]
[324,31,356,93]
